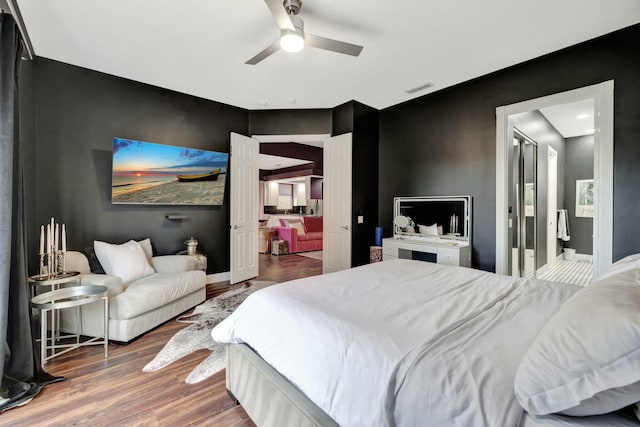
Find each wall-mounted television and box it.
[111,138,229,205]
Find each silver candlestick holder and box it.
[57,251,66,275]
[39,253,47,278]
[39,248,66,278]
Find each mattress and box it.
[213,259,580,426]
[226,343,640,427]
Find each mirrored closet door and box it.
[511,129,538,278]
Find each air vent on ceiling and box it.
[405,82,434,95]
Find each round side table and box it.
[29,271,81,349]
[29,271,81,295]
[31,285,109,367]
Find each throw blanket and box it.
[213,259,578,427]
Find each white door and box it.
[230,132,259,284]
[547,146,558,267]
[323,133,352,273]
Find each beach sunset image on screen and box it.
[111,138,229,205]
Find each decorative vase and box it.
[182,237,207,271]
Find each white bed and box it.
[213,258,640,426]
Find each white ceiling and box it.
[15,0,640,110]
[539,99,595,139]
[259,153,312,170]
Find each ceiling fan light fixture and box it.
[280,29,304,52]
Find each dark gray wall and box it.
[28,59,248,274]
[249,109,332,135]
[379,24,640,271]
[564,135,594,255]
[509,111,566,270]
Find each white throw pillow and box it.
[514,277,640,416]
[285,219,306,235]
[289,221,306,235]
[418,223,439,237]
[94,240,155,284]
[598,252,640,281]
[137,238,153,261]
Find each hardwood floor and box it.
[2,253,322,426]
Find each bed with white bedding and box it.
[212,258,640,426]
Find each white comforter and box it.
[212,259,578,427]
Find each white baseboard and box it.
[537,264,549,276]
[207,271,230,284]
[557,251,593,262]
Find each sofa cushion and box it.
[109,270,206,320]
[94,240,155,284]
[80,273,124,298]
[298,231,322,242]
[151,255,198,273]
[303,216,322,233]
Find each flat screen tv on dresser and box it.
[384,196,472,267]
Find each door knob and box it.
[233,225,241,230]
[340,225,350,230]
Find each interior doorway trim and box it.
[252,134,331,147]
[496,81,614,278]
[547,145,558,268]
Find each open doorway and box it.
[255,135,326,262]
[496,81,613,282]
[507,100,596,287]
[229,134,329,284]
[230,132,353,283]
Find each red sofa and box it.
[275,216,323,253]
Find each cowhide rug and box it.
[143,280,276,384]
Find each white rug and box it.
[142,280,276,383]
[298,250,323,260]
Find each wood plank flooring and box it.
[2,253,322,426]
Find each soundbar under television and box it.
[111,137,229,205]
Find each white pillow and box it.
[514,279,640,416]
[137,238,153,261]
[598,252,640,281]
[94,240,155,284]
[285,219,306,235]
[418,223,439,237]
[289,221,306,235]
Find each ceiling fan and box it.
[246,0,364,65]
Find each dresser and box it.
[382,237,471,267]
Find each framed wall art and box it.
[575,179,594,218]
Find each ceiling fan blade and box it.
[305,33,363,57]
[245,39,282,65]
[263,0,295,31]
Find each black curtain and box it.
[0,13,62,413]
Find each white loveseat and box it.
[60,250,206,343]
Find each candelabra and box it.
[39,247,66,279]
[37,217,67,278]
